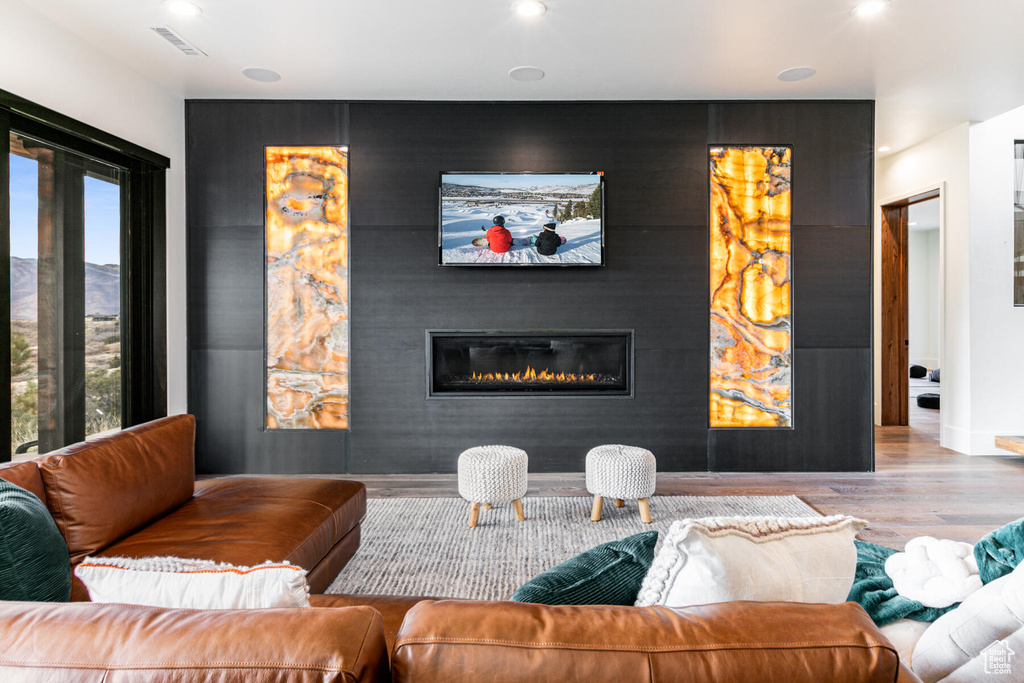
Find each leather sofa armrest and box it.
[0,601,390,682]
[394,599,908,683]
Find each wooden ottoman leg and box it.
[512,498,525,522]
[483,503,492,510]
[615,498,625,507]
[638,498,652,524]
[469,502,481,527]
[591,495,604,522]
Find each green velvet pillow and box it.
[511,531,658,605]
[0,478,71,601]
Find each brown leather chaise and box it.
[0,414,366,600]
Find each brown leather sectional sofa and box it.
[0,415,922,682]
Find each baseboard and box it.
[944,426,1024,456]
[973,430,1024,456]
[941,425,971,455]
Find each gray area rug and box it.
[327,495,820,600]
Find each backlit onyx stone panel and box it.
[265,146,350,429]
[709,146,792,428]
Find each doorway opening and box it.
[907,198,941,436]
[880,188,942,432]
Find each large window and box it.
[3,91,168,460]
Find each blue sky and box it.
[442,173,600,190]
[10,154,121,266]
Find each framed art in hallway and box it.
[1014,141,1024,306]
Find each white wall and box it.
[908,227,940,370]
[0,1,186,414]
[967,107,1024,455]
[875,123,970,452]
[877,109,1024,455]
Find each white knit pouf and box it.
[458,445,528,527]
[585,444,656,523]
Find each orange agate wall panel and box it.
[709,146,792,428]
[265,146,349,429]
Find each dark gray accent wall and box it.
[186,100,874,475]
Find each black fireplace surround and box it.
[427,331,634,398]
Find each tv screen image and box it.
[439,172,604,266]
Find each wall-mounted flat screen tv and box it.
[439,172,604,266]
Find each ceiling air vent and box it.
[149,26,206,57]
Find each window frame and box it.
[2,89,169,460]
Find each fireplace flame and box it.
[469,366,597,384]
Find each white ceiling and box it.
[16,0,1024,154]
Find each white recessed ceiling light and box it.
[509,66,545,82]
[877,146,891,152]
[242,67,281,83]
[512,1,547,17]
[776,67,816,82]
[164,0,203,17]
[909,221,918,226]
[852,0,890,18]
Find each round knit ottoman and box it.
[586,445,656,524]
[457,445,528,527]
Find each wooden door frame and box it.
[879,186,942,426]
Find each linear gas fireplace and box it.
[427,330,634,398]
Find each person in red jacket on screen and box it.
[483,215,513,253]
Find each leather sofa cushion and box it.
[36,415,196,564]
[0,461,46,503]
[394,599,911,683]
[312,593,433,655]
[306,524,362,594]
[0,600,389,682]
[75,477,366,601]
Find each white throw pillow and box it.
[911,562,1024,683]
[884,537,982,608]
[75,556,310,609]
[635,515,866,608]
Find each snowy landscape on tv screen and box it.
[439,173,603,266]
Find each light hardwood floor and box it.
[350,421,1024,549]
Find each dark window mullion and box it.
[118,166,129,428]
[1,110,10,462]
[35,146,63,452]
[36,150,86,451]
[62,156,86,444]
[123,162,166,425]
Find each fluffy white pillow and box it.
[75,556,310,609]
[635,515,866,608]
[912,561,1024,683]
[884,537,981,608]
